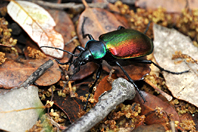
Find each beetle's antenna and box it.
[40,46,79,57]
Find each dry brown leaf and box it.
[133,124,166,132]
[77,1,124,47]
[134,91,180,123]
[153,24,198,107]
[135,0,198,13]
[47,9,76,63]
[0,57,61,89]
[7,1,64,58]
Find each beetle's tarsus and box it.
[133,59,189,75]
[161,69,189,74]
[84,93,91,110]
[82,17,88,38]
[81,16,95,40]
[83,34,94,40]
[151,61,190,74]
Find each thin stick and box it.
[144,78,173,101]
[65,36,78,46]
[20,59,54,88]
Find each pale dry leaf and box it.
[153,24,198,107]
[0,86,44,132]
[7,1,64,58]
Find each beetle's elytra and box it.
[99,29,153,59]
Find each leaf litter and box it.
[0,86,44,132]
[153,24,198,107]
[7,1,64,58]
[1,0,198,131]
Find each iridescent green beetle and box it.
[41,24,188,110]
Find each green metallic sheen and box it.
[85,40,107,59]
[99,29,153,59]
[90,44,106,59]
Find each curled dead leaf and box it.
[7,1,64,58]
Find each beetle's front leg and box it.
[81,17,95,40]
[83,34,94,40]
[84,63,102,110]
[115,61,146,103]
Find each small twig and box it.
[46,115,67,131]
[20,59,54,88]
[63,78,136,132]
[65,36,78,46]
[35,1,108,10]
[170,120,176,132]
[144,78,173,101]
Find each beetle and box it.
[41,18,189,109]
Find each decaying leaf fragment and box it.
[0,57,60,89]
[0,86,44,132]
[153,24,198,107]
[7,1,64,58]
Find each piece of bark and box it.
[63,78,136,132]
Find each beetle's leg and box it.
[81,16,95,40]
[133,59,189,74]
[117,26,125,30]
[83,34,94,40]
[84,63,102,110]
[143,21,151,34]
[67,46,85,68]
[115,61,146,103]
[81,16,88,37]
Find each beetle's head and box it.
[72,49,93,74]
